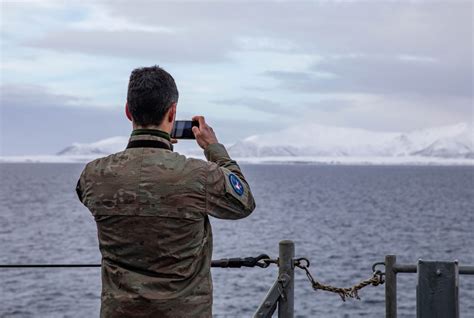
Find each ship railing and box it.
[2,240,474,318]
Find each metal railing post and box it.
[385,255,397,318]
[278,240,294,318]
[417,260,459,318]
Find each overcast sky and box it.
[1,0,472,155]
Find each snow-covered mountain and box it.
[55,137,205,159]
[1,123,472,164]
[56,136,129,156]
[228,122,473,159]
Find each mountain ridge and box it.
[228,122,473,159]
[1,123,472,164]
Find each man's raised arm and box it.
[192,116,256,219]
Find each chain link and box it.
[248,256,385,302]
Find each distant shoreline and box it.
[1,155,473,166]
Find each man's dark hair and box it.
[127,65,179,126]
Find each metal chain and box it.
[294,258,385,301]
[253,256,386,302]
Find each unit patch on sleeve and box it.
[228,173,244,196]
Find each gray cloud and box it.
[0,84,88,108]
[21,2,473,108]
[2,1,472,154]
[24,1,472,67]
[304,99,355,113]
[28,29,234,63]
[100,1,472,56]
[0,84,129,155]
[212,96,354,115]
[263,54,473,97]
[23,1,472,116]
[0,84,275,155]
[212,97,287,114]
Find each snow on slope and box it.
[391,122,473,157]
[228,122,473,159]
[229,124,398,157]
[56,136,129,156]
[53,137,205,159]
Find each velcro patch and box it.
[222,169,248,205]
[228,173,244,196]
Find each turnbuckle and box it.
[211,254,274,268]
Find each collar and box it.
[131,129,171,141]
[128,129,173,151]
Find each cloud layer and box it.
[1,1,472,155]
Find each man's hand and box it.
[192,116,219,150]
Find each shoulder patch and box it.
[228,173,244,196]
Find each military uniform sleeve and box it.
[204,143,256,219]
[75,166,87,204]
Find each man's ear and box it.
[167,103,177,123]
[125,102,133,121]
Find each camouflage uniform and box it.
[76,129,256,318]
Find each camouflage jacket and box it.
[76,129,256,318]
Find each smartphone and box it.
[171,120,199,139]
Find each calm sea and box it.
[1,163,473,318]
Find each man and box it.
[76,65,256,317]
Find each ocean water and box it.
[0,163,473,318]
